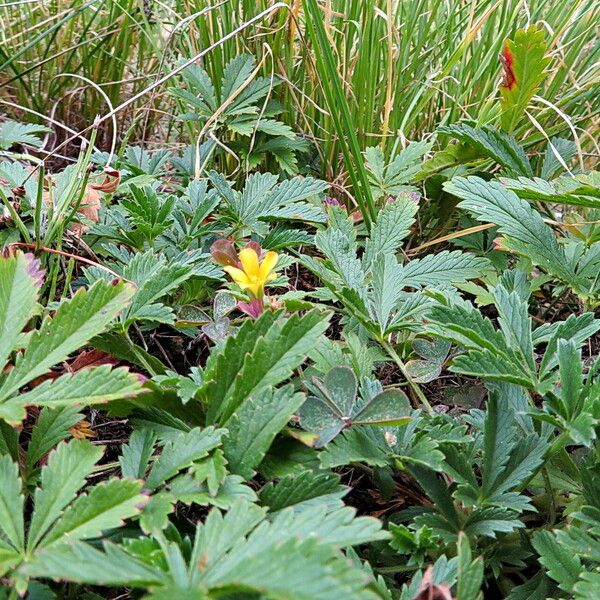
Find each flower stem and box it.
[380,338,433,415]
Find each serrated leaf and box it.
[501,175,600,210]
[28,440,103,550]
[119,429,157,479]
[204,310,329,424]
[26,407,83,472]
[25,541,167,587]
[443,176,571,281]
[40,479,148,548]
[365,140,431,200]
[0,121,50,150]
[170,473,256,509]
[0,252,42,373]
[15,366,142,409]
[319,428,389,469]
[0,455,24,552]
[439,124,532,176]
[259,471,346,512]
[399,250,490,289]
[500,26,551,133]
[223,385,305,479]
[145,427,225,490]
[451,349,532,387]
[139,492,175,534]
[533,530,582,593]
[363,196,419,269]
[0,280,134,404]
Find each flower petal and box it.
[223,266,250,285]
[239,248,260,278]
[246,282,263,297]
[259,251,279,279]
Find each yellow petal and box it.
[246,282,263,297]
[223,265,251,285]
[239,248,260,278]
[259,251,279,279]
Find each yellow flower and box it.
[224,247,278,298]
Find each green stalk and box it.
[379,338,433,415]
[302,0,376,226]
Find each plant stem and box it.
[380,338,433,415]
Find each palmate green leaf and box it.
[398,250,490,289]
[365,140,431,201]
[0,455,24,553]
[27,500,386,598]
[451,349,532,387]
[209,171,327,233]
[170,473,256,509]
[0,280,134,403]
[27,440,103,550]
[428,301,509,357]
[319,428,390,469]
[0,252,42,373]
[443,176,571,281]
[15,365,142,409]
[40,478,148,548]
[533,530,582,594]
[500,175,600,210]
[259,471,346,512]
[315,227,366,296]
[145,427,225,490]
[119,252,194,328]
[456,533,484,600]
[203,310,330,424]
[0,121,50,150]
[439,124,532,176]
[24,541,167,587]
[223,385,305,479]
[198,503,388,594]
[541,137,577,179]
[26,407,84,472]
[119,428,157,480]
[499,26,551,133]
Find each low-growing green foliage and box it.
[0,8,598,600]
